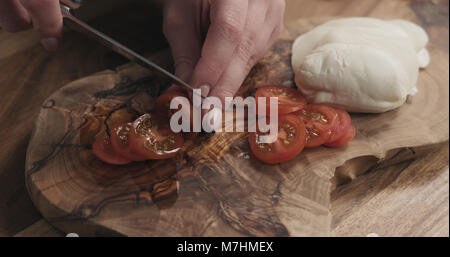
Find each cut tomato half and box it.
[297,104,338,148]
[156,91,188,118]
[249,114,306,164]
[327,108,352,144]
[156,91,198,140]
[129,113,184,160]
[255,85,307,116]
[92,133,131,165]
[183,132,198,141]
[325,125,356,147]
[110,122,148,162]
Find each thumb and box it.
[19,0,63,51]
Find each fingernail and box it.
[41,37,59,51]
[200,85,210,98]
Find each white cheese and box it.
[292,18,430,113]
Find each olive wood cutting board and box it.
[25,17,449,236]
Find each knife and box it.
[59,1,202,97]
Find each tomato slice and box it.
[325,125,356,147]
[156,91,198,140]
[129,113,184,160]
[92,133,131,165]
[183,132,198,141]
[327,108,352,144]
[249,114,306,164]
[156,91,188,118]
[255,86,307,116]
[110,122,148,162]
[297,104,338,148]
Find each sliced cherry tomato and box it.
[156,91,198,140]
[183,132,198,141]
[110,122,148,162]
[129,113,185,160]
[92,133,131,165]
[255,86,307,116]
[156,91,188,118]
[249,114,306,164]
[325,125,356,147]
[297,104,338,148]
[327,108,352,144]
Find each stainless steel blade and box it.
[60,3,202,97]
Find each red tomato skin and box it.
[156,91,188,118]
[128,114,184,160]
[255,86,307,116]
[184,132,198,141]
[325,125,356,147]
[327,108,352,144]
[157,91,198,139]
[297,104,338,148]
[92,134,131,165]
[110,123,148,162]
[249,114,306,164]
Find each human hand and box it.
[0,0,63,51]
[163,0,285,106]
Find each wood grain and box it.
[0,0,448,237]
[332,142,449,237]
[13,219,64,237]
[25,13,449,236]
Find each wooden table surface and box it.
[0,0,448,237]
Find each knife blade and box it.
[60,3,203,98]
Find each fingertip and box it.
[199,85,211,98]
[37,19,63,41]
[20,0,63,38]
[41,37,59,51]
